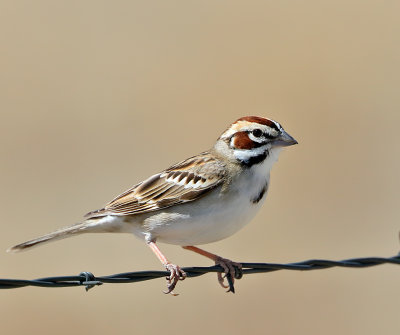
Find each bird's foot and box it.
[163,263,186,296]
[215,257,243,293]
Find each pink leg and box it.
[182,246,242,293]
[148,241,186,295]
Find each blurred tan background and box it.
[1,1,400,334]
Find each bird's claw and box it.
[215,257,242,293]
[163,263,186,295]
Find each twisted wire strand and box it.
[1,254,399,291]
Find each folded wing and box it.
[84,152,226,218]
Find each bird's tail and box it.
[7,222,89,253]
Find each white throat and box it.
[257,146,282,172]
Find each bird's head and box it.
[215,116,298,167]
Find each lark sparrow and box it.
[8,116,297,294]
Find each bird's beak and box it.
[272,130,298,147]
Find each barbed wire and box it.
[1,254,399,292]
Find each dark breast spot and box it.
[251,182,268,204]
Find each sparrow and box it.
[8,116,297,294]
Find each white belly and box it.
[134,166,270,245]
[144,187,267,245]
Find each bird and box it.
[8,116,297,294]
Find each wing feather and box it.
[84,152,226,218]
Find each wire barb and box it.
[1,254,399,290]
[79,272,102,291]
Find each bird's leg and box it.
[182,246,242,293]
[148,241,186,295]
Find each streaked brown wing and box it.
[84,152,226,218]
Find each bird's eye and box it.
[252,129,263,138]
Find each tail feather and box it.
[7,223,87,253]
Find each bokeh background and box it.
[1,1,400,334]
